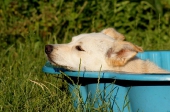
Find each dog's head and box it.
[45,28,143,71]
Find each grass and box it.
[0,35,74,111]
[0,0,170,112]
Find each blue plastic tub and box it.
[42,51,170,112]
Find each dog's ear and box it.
[106,41,143,67]
[102,28,125,40]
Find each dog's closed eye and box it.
[75,45,85,51]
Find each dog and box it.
[45,28,169,73]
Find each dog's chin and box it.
[47,56,73,70]
[49,60,73,70]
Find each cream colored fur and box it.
[46,28,169,73]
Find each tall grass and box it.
[0,34,74,111]
[0,0,170,111]
[0,0,170,50]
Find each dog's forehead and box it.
[72,32,115,43]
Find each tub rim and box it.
[42,61,170,81]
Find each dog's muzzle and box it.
[45,45,53,54]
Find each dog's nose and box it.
[45,45,53,54]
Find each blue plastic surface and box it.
[42,51,170,112]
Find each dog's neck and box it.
[112,57,168,73]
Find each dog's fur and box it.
[45,28,169,73]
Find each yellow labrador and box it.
[45,28,168,73]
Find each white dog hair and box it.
[45,28,169,73]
